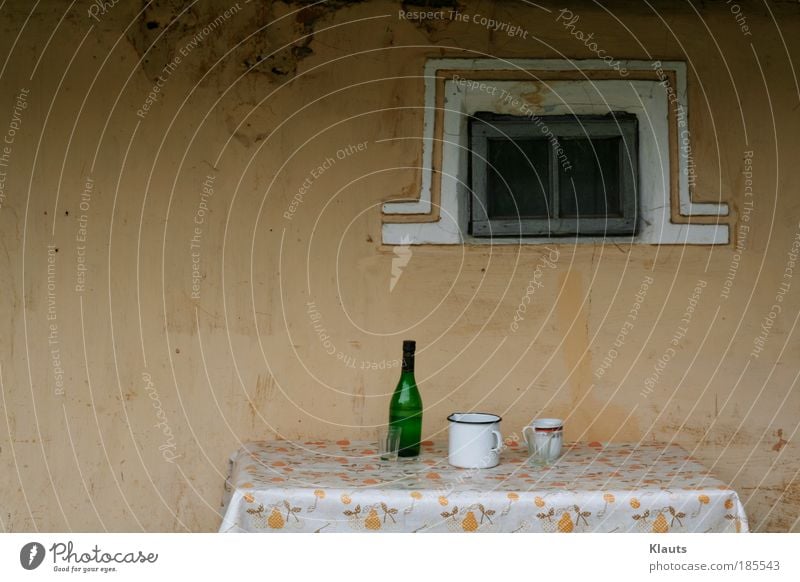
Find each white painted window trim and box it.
[382,58,729,245]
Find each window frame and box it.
[469,112,639,238]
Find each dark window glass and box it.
[486,138,549,218]
[470,112,637,238]
[559,138,621,218]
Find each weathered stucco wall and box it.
[0,0,798,532]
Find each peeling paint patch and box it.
[125,1,378,86]
[241,1,368,81]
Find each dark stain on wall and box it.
[772,428,788,452]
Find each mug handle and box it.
[491,430,503,452]
[522,425,534,443]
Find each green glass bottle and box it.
[389,340,423,457]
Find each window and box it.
[469,112,638,237]
[383,59,728,245]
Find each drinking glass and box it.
[377,426,402,462]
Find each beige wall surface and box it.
[0,0,798,532]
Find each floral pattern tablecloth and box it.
[219,440,748,533]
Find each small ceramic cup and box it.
[523,418,564,465]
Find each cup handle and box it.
[523,426,534,443]
[491,430,503,452]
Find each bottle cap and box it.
[402,340,416,352]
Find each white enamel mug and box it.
[447,412,503,469]
[523,418,564,464]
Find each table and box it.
[219,439,749,533]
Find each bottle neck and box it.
[401,353,415,373]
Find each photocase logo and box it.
[20,542,45,570]
[390,234,413,292]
